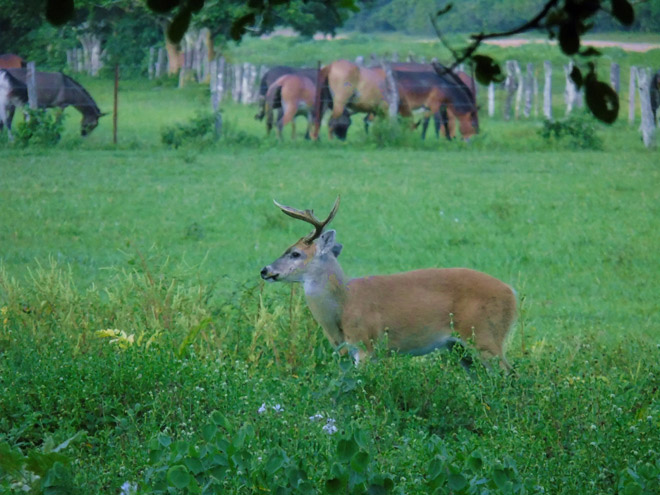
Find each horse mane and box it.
[61,73,101,116]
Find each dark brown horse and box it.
[392,62,476,139]
[265,73,317,140]
[395,64,479,140]
[255,66,318,121]
[0,68,104,140]
[0,54,26,69]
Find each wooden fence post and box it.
[503,60,519,120]
[488,82,495,117]
[523,63,534,118]
[610,62,620,95]
[543,61,552,120]
[148,47,155,80]
[636,67,656,148]
[628,66,637,124]
[26,61,37,109]
[564,61,579,115]
[381,61,399,119]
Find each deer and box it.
[260,197,516,370]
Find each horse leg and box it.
[433,112,442,139]
[279,102,298,140]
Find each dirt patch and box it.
[484,38,660,52]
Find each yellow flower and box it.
[96,329,135,349]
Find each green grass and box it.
[1,34,660,494]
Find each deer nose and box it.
[260,267,268,278]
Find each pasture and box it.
[1,34,660,494]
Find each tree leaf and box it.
[570,65,583,89]
[611,0,635,26]
[230,13,256,41]
[146,0,180,14]
[585,79,619,124]
[167,8,192,44]
[559,21,580,55]
[472,55,504,85]
[45,0,74,26]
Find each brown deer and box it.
[260,197,516,370]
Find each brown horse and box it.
[315,59,388,140]
[316,59,478,141]
[394,64,479,140]
[0,68,104,140]
[392,62,477,139]
[0,54,26,69]
[255,66,318,121]
[265,73,317,140]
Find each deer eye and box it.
[290,251,301,259]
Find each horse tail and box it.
[265,79,283,131]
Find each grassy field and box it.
[1,33,659,494]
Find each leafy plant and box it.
[0,433,82,494]
[12,108,65,147]
[539,112,603,149]
[161,112,219,149]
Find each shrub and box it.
[539,112,603,150]
[12,108,65,147]
[161,112,219,149]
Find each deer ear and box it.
[317,229,337,256]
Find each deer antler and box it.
[274,196,340,244]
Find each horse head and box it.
[329,111,352,140]
[81,111,107,136]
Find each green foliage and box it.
[0,433,82,494]
[539,112,604,149]
[12,108,66,147]
[161,111,219,149]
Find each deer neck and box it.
[302,256,347,347]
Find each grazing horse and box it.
[391,62,477,139]
[395,64,479,140]
[255,66,318,121]
[651,70,660,127]
[265,73,317,140]
[0,68,104,140]
[315,59,388,140]
[0,54,26,69]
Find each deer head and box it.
[261,197,342,283]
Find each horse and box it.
[391,62,477,140]
[0,68,104,140]
[255,66,318,121]
[394,63,479,140]
[264,73,317,140]
[0,54,26,69]
[651,69,660,127]
[315,59,388,140]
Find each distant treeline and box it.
[345,0,660,35]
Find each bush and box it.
[12,108,65,147]
[539,112,604,150]
[161,112,219,149]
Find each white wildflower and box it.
[272,404,284,413]
[323,418,338,435]
[309,413,324,422]
[120,481,138,495]
[258,403,267,414]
